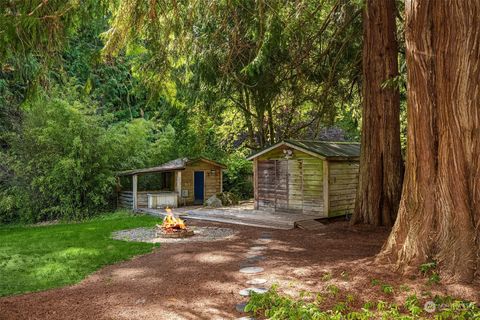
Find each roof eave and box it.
[246,140,326,160]
[116,167,186,176]
[187,157,227,169]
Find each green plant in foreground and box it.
[420,262,437,274]
[404,294,422,316]
[326,284,340,297]
[428,272,441,285]
[420,261,441,285]
[322,272,333,282]
[371,278,380,286]
[246,287,480,320]
[381,284,394,294]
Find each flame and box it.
[160,207,187,232]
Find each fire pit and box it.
[156,208,194,238]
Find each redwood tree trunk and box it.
[379,0,480,283]
[352,0,404,226]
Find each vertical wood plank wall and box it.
[328,161,359,215]
[256,148,325,215]
[180,161,222,205]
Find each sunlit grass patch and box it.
[0,211,161,296]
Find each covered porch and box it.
[116,157,225,210]
[117,169,183,210]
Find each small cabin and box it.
[117,157,226,210]
[247,140,360,217]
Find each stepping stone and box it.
[250,246,267,251]
[255,239,272,244]
[246,278,267,285]
[239,287,268,296]
[236,302,248,312]
[240,266,264,274]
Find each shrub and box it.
[2,91,116,222]
[222,151,253,200]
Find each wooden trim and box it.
[220,170,223,193]
[132,174,138,210]
[187,157,227,169]
[322,160,329,217]
[175,171,182,205]
[253,158,259,209]
[247,141,326,161]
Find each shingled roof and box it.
[247,139,360,160]
[117,157,226,176]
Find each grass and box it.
[0,211,161,297]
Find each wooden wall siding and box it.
[328,161,359,215]
[118,191,133,208]
[118,190,169,209]
[302,158,324,215]
[257,160,276,209]
[256,147,324,215]
[181,161,222,205]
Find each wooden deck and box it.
[137,202,321,230]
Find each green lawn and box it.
[0,211,161,297]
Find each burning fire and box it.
[160,207,187,233]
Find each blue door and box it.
[194,171,205,204]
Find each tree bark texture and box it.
[352,0,404,226]
[379,0,480,283]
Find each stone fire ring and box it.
[157,229,195,238]
[112,226,235,243]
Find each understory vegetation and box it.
[247,286,480,320]
[0,211,160,296]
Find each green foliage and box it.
[0,87,183,223]
[381,284,394,295]
[2,89,116,222]
[0,211,160,296]
[246,286,480,320]
[322,272,333,282]
[222,151,253,200]
[105,0,364,148]
[420,261,437,274]
[420,261,441,285]
[404,294,422,316]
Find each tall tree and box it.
[351,0,403,226]
[379,0,480,282]
[103,0,363,149]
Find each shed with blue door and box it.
[116,157,226,209]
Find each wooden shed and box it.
[247,140,360,217]
[117,157,226,210]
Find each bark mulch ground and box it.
[1,220,479,320]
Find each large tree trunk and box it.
[351,0,403,226]
[379,0,480,283]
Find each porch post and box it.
[132,174,138,211]
[175,171,182,205]
[220,169,223,193]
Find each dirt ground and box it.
[1,220,479,320]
